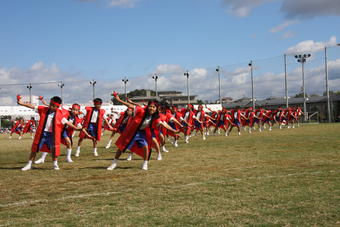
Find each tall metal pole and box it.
[216,66,221,104]
[324,47,332,123]
[27,84,32,104]
[184,70,190,104]
[90,80,97,100]
[284,54,288,108]
[295,54,310,122]
[122,77,129,98]
[248,61,255,109]
[302,60,307,121]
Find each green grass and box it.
[0,124,339,226]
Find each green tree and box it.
[323,90,340,96]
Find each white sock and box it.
[41,152,48,161]
[53,160,58,166]
[28,160,33,165]
[93,148,98,156]
[66,149,72,158]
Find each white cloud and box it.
[109,0,138,8]
[222,0,273,17]
[1,58,340,106]
[270,19,298,33]
[285,36,338,55]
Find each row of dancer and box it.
[9,117,37,140]
[17,92,302,171]
[17,93,179,171]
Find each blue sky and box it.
[1,0,340,104]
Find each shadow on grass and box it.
[80,166,135,170]
[0,166,23,170]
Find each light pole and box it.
[90,79,97,100]
[324,43,340,123]
[122,77,129,98]
[184,70,190,104]
[27,84,32,104]
[58,82,65,102]
[284,54,289,108]
[216,66,222,104]
[295,54,311,121]
[248,61,255,109]
[152,73,160,98]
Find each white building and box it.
[0,103,127,119]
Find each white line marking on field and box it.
[0,169,338,208]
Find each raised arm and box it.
[126,97,143,107]
[17,95,36,110]
[112,92,135,109]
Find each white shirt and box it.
[82,108,107,123]
[35,106,68,132]
[196,112,201,120]
[140,115,152,130]
[184,112,190,121]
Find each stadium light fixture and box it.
[90,80,97,100]
[295,54,311,121]
[122,77,129,98]
[152,73,160,98]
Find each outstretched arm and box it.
[159,121,179,133]
[17,95,36,110]
[103,117,114,130]
[126,97,143,107]
[112,92,135,109]
[171,117,183,128]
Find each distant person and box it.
[9,117,24,140]
[22,117,36,139]
[76,98,113,157]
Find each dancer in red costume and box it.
[107,92,178,171]
[18,95,83,171]
[76,98,113,157]
[9,118,24,140]
[193,104,214,140]
[34,103,91,164]
[105,108,133,149]
[181,104,194,144]
[23,117,36,139]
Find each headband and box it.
[94,101,102,105]
[148,101,159,107]
[50,100,61,107]
[72,104,80,109]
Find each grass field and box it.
[0,124,339,226]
